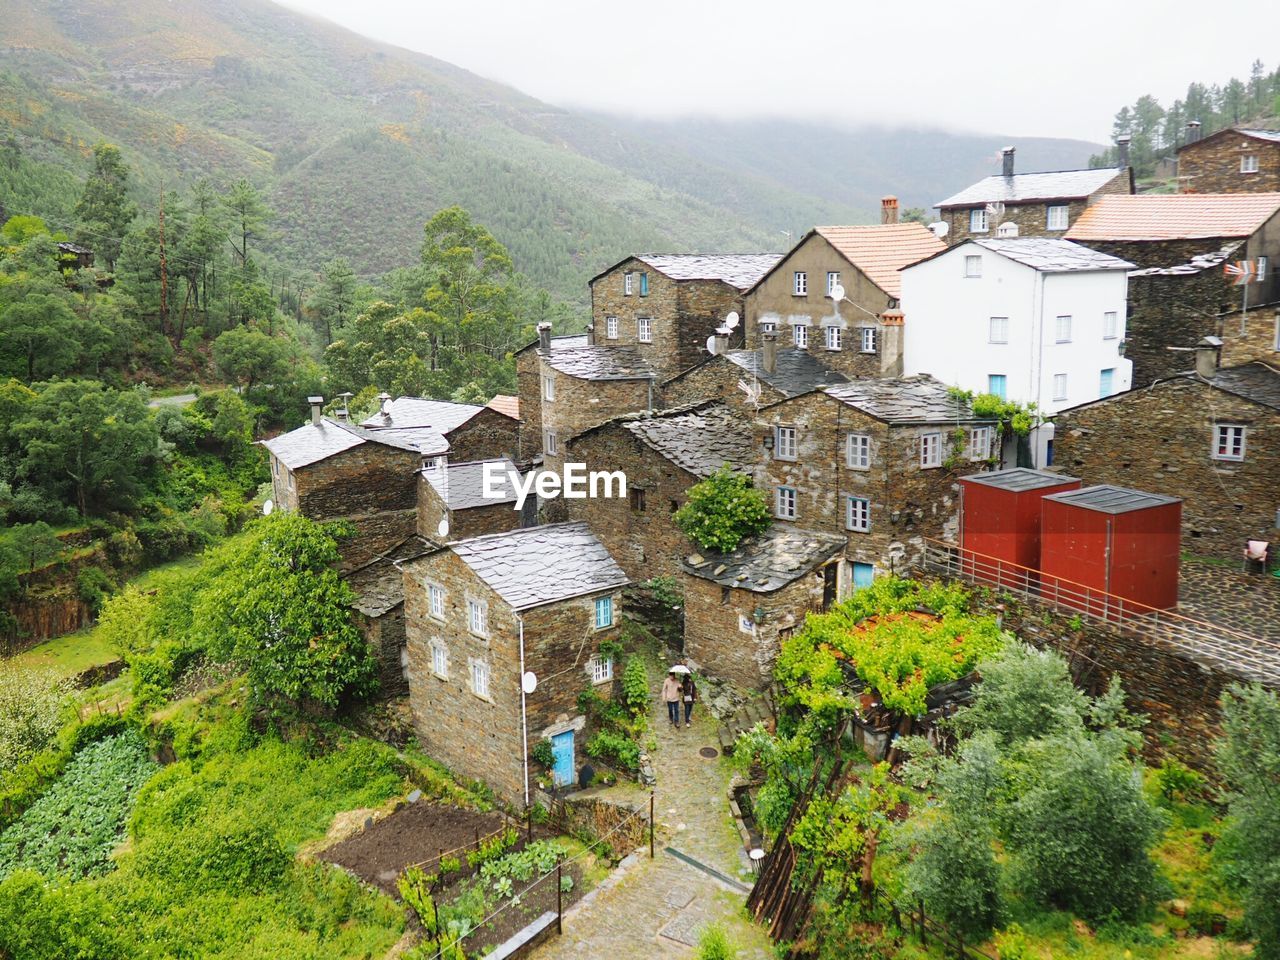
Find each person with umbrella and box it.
[680,669,698,728]
[662,665,688,728]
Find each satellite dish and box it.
[522,671,538,694]
[262,499,274,516]
[723,311,740,330]
[705,335,718,356]
[986,201,1006,223]
[929,221,949,238]
[437,518,450,538]
[830,282,846,302]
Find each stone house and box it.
[514,331,587,461]
[900,237,1134,466]
[1219,305,1280,368]
[754,376,999,581]
[565,402,754,581]
[1177,128,1280,194]
[1066,193,1280,385]
[935,147,1131,245]
[345,535,433,699]
[362,395,519,465]
[1053,346,1280,559]
[588,253,781,380]
[417,458,530,543]
[681,526,845,691]
[742,215,944,378]
[262,397,445,568]
[401,522,629,805]
[663,333,849,411]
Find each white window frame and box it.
[605,316,618,340]
[470,659,490,700]
[988,317,1009,344]
[593,595,614,630]
[271,458,279,479]
[468,599,488,638]
[969,209,988,233]
[1274,315,1280,352]
[793,323,808,349]
[637,316,652,343]
[542,374,555,402]
[1046,204,1069,230]
[1213,424,1246,461]
[286,470,295,492]
[1241,155,1260,174]
[544,430,558,456]
[793,271,807,296]
[428,584,445,620]
[1257,256,1268,282]
[1103,311,1118,340]
[826,271,840,295]
[775,486,797,520]
[1053,373,1068,401]
[1055,315,1072,343]
[623,272,634,296]
[824,325,841,351]
[589,653,613,684]
[846,433,871,470]
[430,640,448,679]
[774,425,797,461]
[964,254,982,278]
[920,433,941,469]
[859,327,877,354]
[760,320,776,336]
[846,496,870,533]
[967,426,992,461]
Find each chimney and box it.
[1186,120,1201,143]
[1001,146,1015,178]
[537,322,552,352]
[713,325,730,357]
[1195,336,1222,379]
[880,195,899,225]
[761,331,777,375]
[334,391,353,421]
[307,395,324,427]
[377,391,392,423]
[1116,135,1131,168]
[879,311,904,377]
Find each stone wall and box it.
[1220,307,1280,367]
[1178,134,1280,194]
[515,347,542,462]
[941,171,1129,246]
[1053,377,1280,558]
[539,359,652,477]
[356,604,409,699]
[416,475,522,542]
[547,793,649,857]
[447,408,520,463]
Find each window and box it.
[639,272,649,296]
[401,645,410,681]
[590,654,613,684]
[637,316,652,343]
[623,272,634,295]
[605,316,618,340]
[1053,373,1068,401]
[774,425,797,460]
[920,432,942,468]
[1099,367,1115,397]
[1258,256,1269,282]
[793,271,807,296]
[468,600,488,637]
[542,375,555,402]
[826,271,841,295]
[430,641,447,678]
[775,486,797,520]
[424,456,441,472]
[988,316,1009,343]
[964,254,982,278]
[1241,155,1260,174]
[967,426,992,461]
[1214,424,1246,461]
[428,584,445,620]
[970,209,988,233]
[987,374,1007,399]
[629,487,646,512]
[470,660,490,699]
[1046,204,1069,230]
[543,430,558,456]
[793,323,808,348]
[1103,311,1118,339]
[859,327,878,353]
[286,470,295,492]
[846,496,870,533]
[760,320,776,336]
[271,458,279,478]
[846,433,871,470]
[824,325,841,350]
[1055,315,1072,343]
[594,595,614,629]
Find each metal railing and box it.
[922,538,1280,688]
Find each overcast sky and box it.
[282,0,1265,143]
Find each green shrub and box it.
[696,923,735,960]
[530,738,555,768]
[398,865,438,933]
[586,729,641,772]
[0,869,131,960]
[674,465,771,552]
[439,854,462,876]
[0,664,70,771]
[1154,757,1205,804]
[622,656,649,717]
[467,825,518,871]
[76,566,115,614]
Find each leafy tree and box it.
[1218,684,1280,958]
[0,521,63,589]
[0,215,49,245]
[74,143,137,270]
[213,326,290,392]
[309,257,358,344]
[674,465,771,552]
[194,513,375,709]
[0,665,70,770]
[0,290,81,383]
[221,179,271,266]
[952,642,1087,746]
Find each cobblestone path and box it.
[1179,557,1280,644]
[529,690,774,958]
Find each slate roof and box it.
[487,394,520,419]
[362,397,483,434]
[542,345,655,381]
[823,375,993,424]
[968,237,1134,272]
[1065,194,1280,241]
[424,458,522,510]
[1202,362,1280,412]
[1177,127,1280,151]
[633,254,783,290]
[514,333,589,356]
[451,521,629,611]
[960,468,1079,493]
[1044,484,1181,515]
[1238,128,1280,143]
[936,168,1126,208]
[1128,241,1245,277]
[261,417,440,469]
[345,536,432,618]
[620,403,754,478]
[681,526,845,593]
[724,349,849,397]
[812,224,946,299]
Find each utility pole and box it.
[158,183,169,332]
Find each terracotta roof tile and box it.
[487,394,520,419]
[1066,194,1280,242]
[814,224,946,299]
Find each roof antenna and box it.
[336,391,354,421]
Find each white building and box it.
[900,237,1134,467]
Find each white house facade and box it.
[900,237,1134,466]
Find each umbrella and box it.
[668,665,691,674]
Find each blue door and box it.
[551,731,574,787]
[853,562,874,590]
[1099,368,1115,397]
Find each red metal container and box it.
[959,469,1081,588]
[1040,485,1182,616]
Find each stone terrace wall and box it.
[447,408,520,463]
